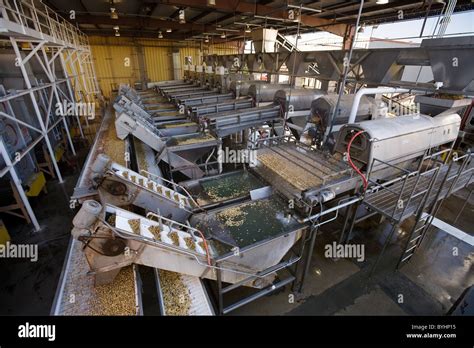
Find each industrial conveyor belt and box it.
[73,105,127,200]
[179,93,234,107]
[204,105,281,137]
[157,83,198,93]
[189,98,254,120]
[169,90,218,102]
[155,120,199,136]
[160,84,203,94]
[155,269,214,316]
[51,238,142,315]
[131,131,214,316]
[254,142,351,195]
[164,87,210,98]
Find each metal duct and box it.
[229,80,267,98]
[248,83,291,103]
[251,28,278,53]
[273,89,326,112]
[335,113,461,171]
[348,87,409,123]
[310,94,374,132]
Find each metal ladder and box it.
[396,152,473,268]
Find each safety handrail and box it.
[139,169,204,211]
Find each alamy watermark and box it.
[18,322,55,341]
[0,241,38,262]
[217,147,257,165]
[387,101,421,117]
[324,241,365,262]
[55,100,95,120]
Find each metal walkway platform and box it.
[363,163,474,223]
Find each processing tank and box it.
[274,88,326,111]
[248,83,291,103]
[310,94,375,131]
[334,113,461,171]
[230,80,267,98]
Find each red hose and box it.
[347,130,368,190]
[195,229,211,266]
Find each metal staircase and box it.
[276,33,319,74]
[360,148,473,273]
[276,33,299,52]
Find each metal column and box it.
[10,38,64,183]
[0,140,41,232]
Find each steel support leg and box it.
[216,265,224,315]
[40,46,76,156]
[0,140,41,232]
[11,38,64,183]
[370,223,398,276]
[298,225,318,293]
[60,48,84,139]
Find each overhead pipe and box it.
[323,0,364,147]
[348,87,410,124]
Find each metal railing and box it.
[1,0,89,50]
[139,169,204,211]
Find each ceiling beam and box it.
[323,1,427,19]
[215,13,236,24]
[73,15,244,35]
[169,8,182,19]
[190,9,213,22]
[82,29,236,43]
[158,0,348,36]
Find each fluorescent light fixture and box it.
[158,31,163,39]
[216,28,239,32]
[178,9,186,24]
[376,0,389,4]
[110,7,118,19]
[287,4,321,13]
[166,28,172,33]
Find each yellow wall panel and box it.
[88,36,240,98]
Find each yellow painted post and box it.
[0,219,11,245]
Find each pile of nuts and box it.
[148,225,162,241]
[135,142,149,171]
[128,219,141,234]
[107,214,116,226]
[176,134,215,146]
[169,231,180,246]
[258,152,322,190]
[90,266,137,316]
[184,237,196,251]
[217,206,247,227]
[101,121,126,165]
[159,270,191,316]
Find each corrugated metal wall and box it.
[88,36,239,98]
